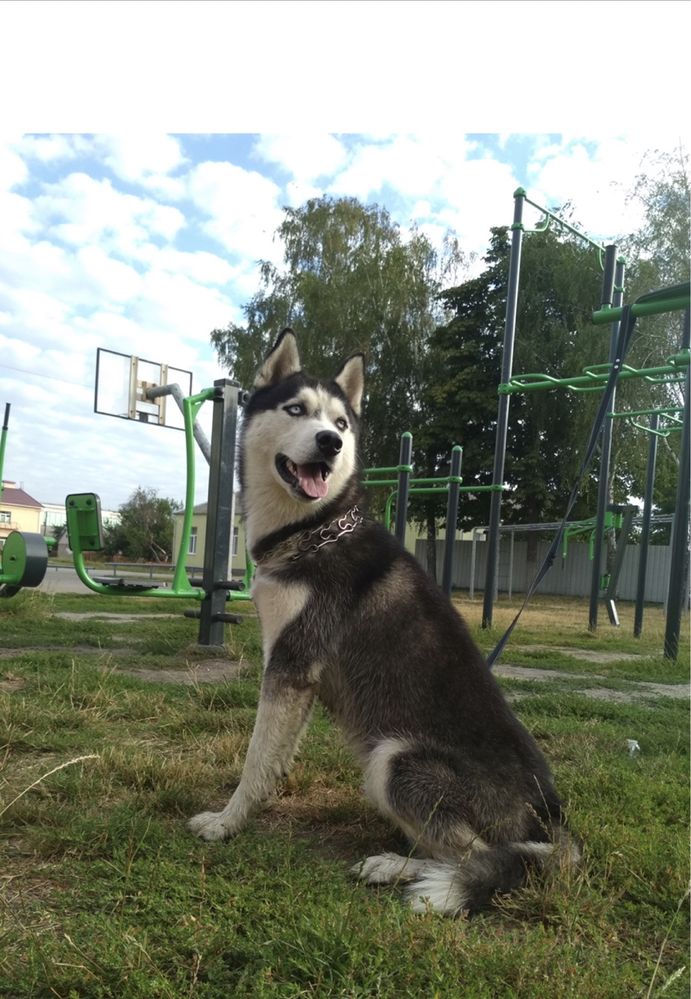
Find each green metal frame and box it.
[497,282,690,397]
[67,385,253,602]
[499,351,689,395]
[362,448,505,532]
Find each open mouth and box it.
[276,454,331,500]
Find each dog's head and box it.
[241,329,364,510]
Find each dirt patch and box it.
[54,612,181,622]
[0,645,138,659]
[496,663,689,702]
[0,674,27,693]
[116,659,251,685]
[514,645,644,664]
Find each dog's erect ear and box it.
[334,353,365,416]
[254,329,301,388]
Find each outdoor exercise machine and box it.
[362,431,503,597]
[67,349,252,646]
[0,403,50,597]
[481,186,689,660]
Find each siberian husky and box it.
[188,329,580,915]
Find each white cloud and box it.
[526,137,651,240]
[15,134,92,164]
[136,246,237,286]
[187,160,284,263]
[34,172,186,258]
[328,135,477,202]
[95,134,188,199]
[254,133,348,182]
[98,134,185,179]
[0,143,28,189]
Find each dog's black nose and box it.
[316,430,342,458]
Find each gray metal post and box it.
[664,309,690,660]
[633,414,659,637]
[198,379,240,646]
[482,188,525,627]
[394,432,413,545]
[604,505,637,626]
[441,445,462,596]
[469,528,481,600]
[145,383,212,463]
[589,253,625,630]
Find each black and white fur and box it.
[189,330,580,915]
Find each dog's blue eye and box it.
[335,417,348,431]
[284,403,305,417]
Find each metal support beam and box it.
[604,505,637,626]
[394,432,413,545]
[198,380,240,646]
[664,310,691,660]
[634,414,660,637]
[482,189,525,627]
[441,445,462,597]
[589,255,625,630]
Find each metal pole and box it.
[469,529,480,600]
[394,432,413,545]
[604,505,637,626]
[441,445,462,597]
[482,188,525,627]
[589,253,624,630]
[664,309,691,660]
[0,403,10,497]
[198,380,240,646]
[146,383,212,464]
[633,414,659,637]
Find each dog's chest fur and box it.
[251,567,311,663]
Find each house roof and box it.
[174,503,208,516]
[0,484,42,509]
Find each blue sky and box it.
[0,2,687,516]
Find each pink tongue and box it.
[297,463,329,499]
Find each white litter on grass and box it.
[626,739,641,757]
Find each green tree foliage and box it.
[103,488,180,562]
[210,196,465,471]
[427,225,606,530]
[613,145,690,517]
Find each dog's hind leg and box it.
[357,738,579,916]
[188,676,315,841]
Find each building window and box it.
[232,526,239,557]
[0,511,10,524]
[188,527,197,555]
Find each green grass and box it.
[1,591,689,998]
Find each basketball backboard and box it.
[94,348,193,430]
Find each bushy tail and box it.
[406,836,581,916]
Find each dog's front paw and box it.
[188,810,239,841]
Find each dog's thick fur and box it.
[189,330,580,915]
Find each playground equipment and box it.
[72,351,253,645]
[0,403,49,597]
[363,432,503,597]
[482,187,690,661]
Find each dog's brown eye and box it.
[284,403,305,417]
[335,417,348,431]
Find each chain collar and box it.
[256,506,364,565]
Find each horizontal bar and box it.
[608,406,683,419]
[363,464,414,476]
[592,286,690,325]
[500,352,689,394]
[522,193,608,256]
